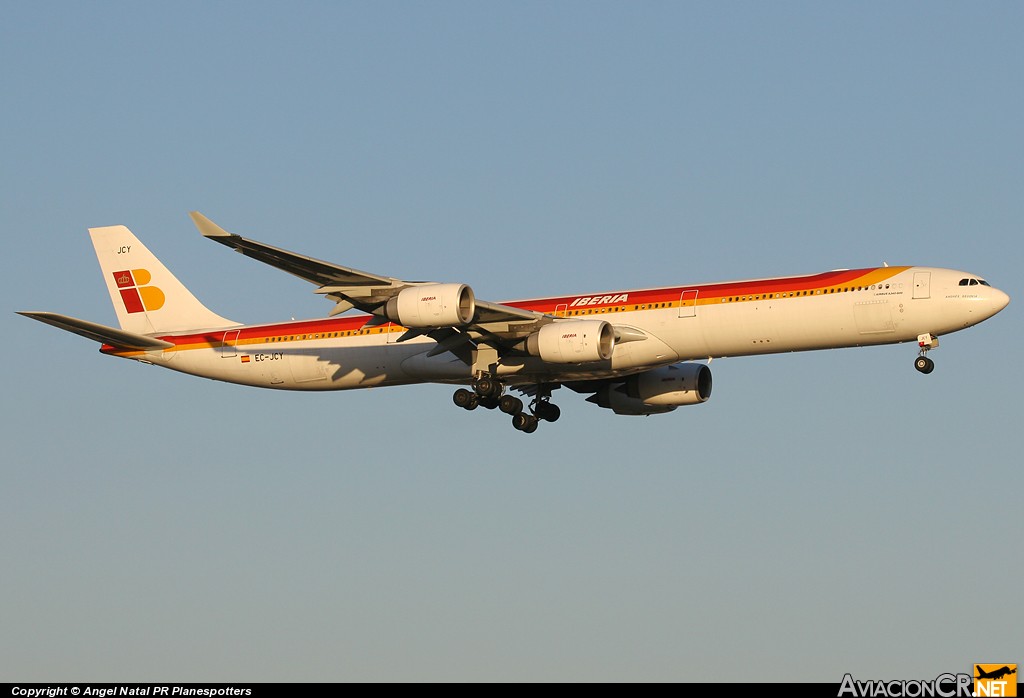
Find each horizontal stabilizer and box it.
[17,311,174,350]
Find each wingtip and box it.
[189,211,231,238]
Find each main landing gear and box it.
[914,333,938,374]
[452,377,560,434]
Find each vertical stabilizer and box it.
[90,225,240,334]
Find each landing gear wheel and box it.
[453,388,480,410]
[479,396,499,410]
[535,402,561,422]
[499,395,524,415]
[512,413,539,433]
[453,388,475,408]
[914,356,935,374]
[474,376,501,398]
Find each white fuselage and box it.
[105,265,1009,390]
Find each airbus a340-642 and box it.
[19,213,1010,433]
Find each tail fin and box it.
[90,225,240,334]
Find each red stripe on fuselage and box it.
[505,267,896,312]
[105,266,904,353]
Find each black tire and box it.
[522,416,539,434]
[475,377,498,397]
[465,393,479,410]
[499,395,524,415]
[536,402,561,422]
[512,413,530,431]
[479,396,499,410]
[915,356,934,374]
[453,388,474,408]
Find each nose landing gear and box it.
[915,333,939,374]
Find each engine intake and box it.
[525,320,615,364]
[385,283,475,328]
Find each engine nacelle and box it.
[624,362,712,406]
[525,320,615,364]
[588,386,678,415]
[587,363,713,415]
[385,283,475,328]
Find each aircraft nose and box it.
[991,288,1010,314]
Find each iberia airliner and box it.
[18,212,1010,434]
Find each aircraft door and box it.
[913,272,931,299]
[221,330,240,357]
[678,290,698,318]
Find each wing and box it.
[190,212,550,348]
[191,211,398,306]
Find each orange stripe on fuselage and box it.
[100,266,910,358]
[508,266,909,312]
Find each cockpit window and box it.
[978,279,991,286]
[959,278,970,286]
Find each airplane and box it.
[976,666,1017,681]
[18,212,1010,434]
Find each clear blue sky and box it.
[2,2,1020,682]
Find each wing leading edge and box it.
[189,212,549,338]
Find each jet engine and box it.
[525,320,615,364]
[587,363,712,415]
[385,283,475,328]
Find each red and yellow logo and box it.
[113,269,164,314]
[975,664,1017,697]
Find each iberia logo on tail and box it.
[112,269,165,313]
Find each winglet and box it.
[189,211,232,238]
